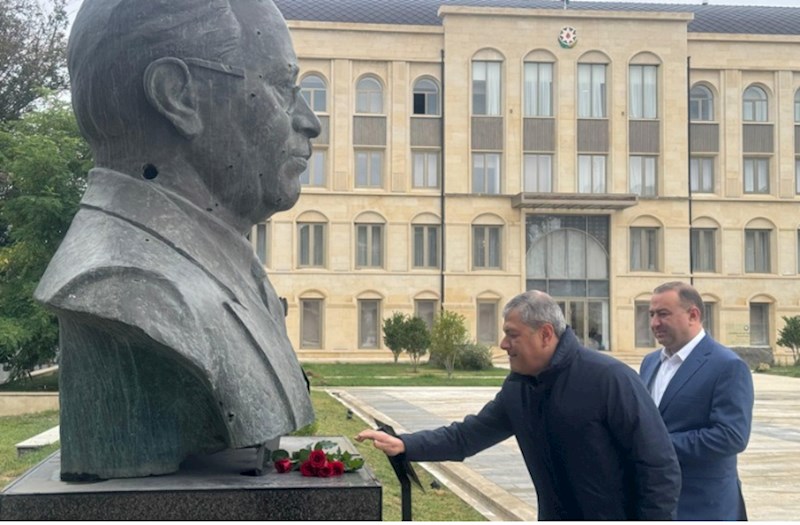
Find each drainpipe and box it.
[687,56,694,285]
[440,48,446,308]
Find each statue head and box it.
[68,0,321,232]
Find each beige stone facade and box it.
[252,4,800,361]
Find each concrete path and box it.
[330,372,800,521]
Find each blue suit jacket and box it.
[640,335,754,521]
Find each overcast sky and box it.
[63,0,800,22]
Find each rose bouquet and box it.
[272,440,365,478]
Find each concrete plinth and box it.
[0,437,381,521]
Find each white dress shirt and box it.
[650,329,706,407]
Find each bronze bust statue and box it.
[35,0,320,480]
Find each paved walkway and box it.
[329,372,800,521]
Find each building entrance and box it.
[526,215,610,351]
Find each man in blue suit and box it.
[641,281,754,520]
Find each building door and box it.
[526,215,610,351]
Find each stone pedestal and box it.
[0,437,381,520]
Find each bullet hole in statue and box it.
[143,164,158,180]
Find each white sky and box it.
[63,0,800,21]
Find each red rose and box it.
[274,459,293,474]
[330,460,345,476]
[300,460,317,477]
[317,462,333,478]
[308,449,327,469]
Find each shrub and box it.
[429,310,468,379]
[455,342,493,371]
[382,312,407,363]
[777,315,800,366]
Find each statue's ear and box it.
[143,57,203,139]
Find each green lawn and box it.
[302,361,509,387]
[761,364,800,378]
[0,389,485,521]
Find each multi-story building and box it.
[252,0,800,361]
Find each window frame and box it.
[523,62,554,117]
[355,223,384,269]
[743,85,768,122]
[412,150,440,189]
[691,227,717,273]
[355,149,384,188]
[630,226,660,272]
[298,222,326,268]
[300,74,327,113]
[358,299,381,349]
[299,298,324,349]
[412,224,440,269]
[577,154,607,193]
[629,155,658,197]
[473,225,502,270]
[749,302,770,346]
[690,84,714,122]
[472,60,502,116]
[356,76,384,114]
[743,157,769,194]
[472,152,501,194]
[577,63,607,119]
[523,153,553,192]
[635,301,655,348]
[745,228,771,273]
[628,64,658,119]
[690,156,715,193]
[300,149,327,187]
[413,78,440,116]
[477,300,499,345]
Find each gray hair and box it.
[653,281,704,320]
[502,290,566,337]
[68,0,243,153]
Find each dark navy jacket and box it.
[402,327,681,520]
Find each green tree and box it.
[429,310,469,379]
[0,0,69,121]
[382,311,407,363]
[0,95,91,379]
[777,315,800,366]
[403,316,430,372]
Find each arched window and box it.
[795,89,800,122]
[413,78,439,115]
[690,84,714,121]
[356,76,383,114]
[743,85,768,122]
[300,74,327,113]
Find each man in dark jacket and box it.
[356,290,681,520]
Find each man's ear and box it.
[143,57,203,139]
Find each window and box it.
[577,64,607,118]
[630,227,659,271]
[358,299,380,348]
[472,61,501,116]
[473,225,502,269]
[690,84,714,121]
[301,149,326,186]
[477,300,498,345]
[355,150,383,188]
[356,76,383,114]
[356,224,383,268]
[690,157,714,193]
[577,154,606,193]
[415,300,437,330]
[691,228,716,273]
[745,229,771,273]
[473,153,501,194]
[629,156,657,196]
[629,65,658,119]
[523,154,553,192]
[743,157,769,194]
[796,90,800,122]
[749,303,769,345]
[795,158,800,194]
[743,85,767,122]
[702,302,716,339]
[300,299,323,348]
[413,225,440,269]
[253,222,268,265]
[412,150,440,188]
[413,78,439,115]
[523,62,553,117]
[300,74,327,113]
[635,301,655,347]
[298,222,325,267]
